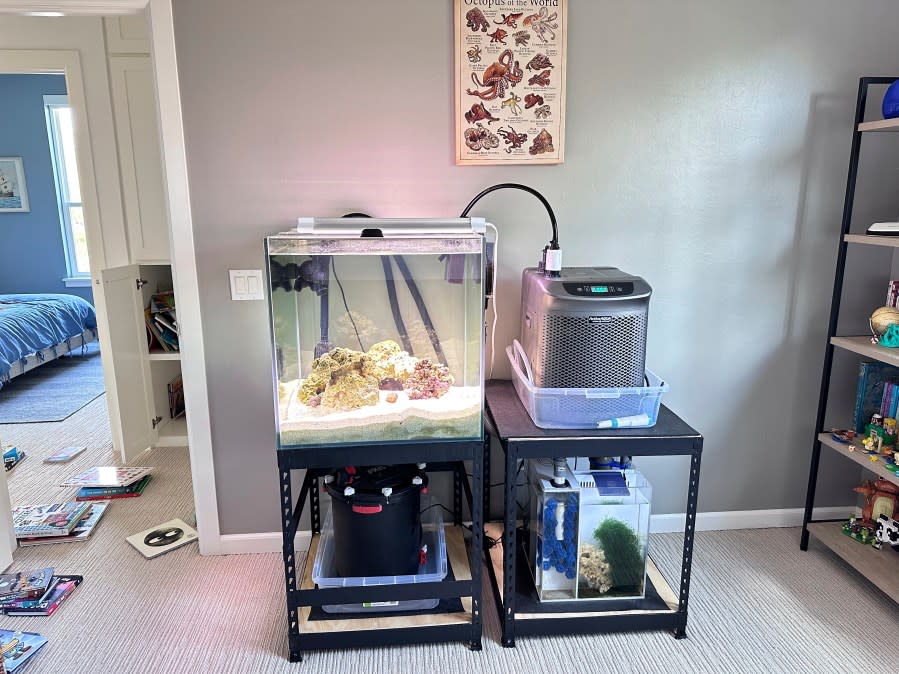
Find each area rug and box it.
[0,342,105,423]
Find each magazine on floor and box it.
[61,466,153,489]
[0,630,48,672]
[18,503,109,546]
[12,503,91,539]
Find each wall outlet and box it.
[229,270,264,300]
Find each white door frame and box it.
[0,0,225,555]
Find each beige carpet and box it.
[1,396,897,673]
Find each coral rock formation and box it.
[403,359,454,400]
[578,544,612,594]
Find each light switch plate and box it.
[229,269,265,300]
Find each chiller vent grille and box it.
[539,313,646,388]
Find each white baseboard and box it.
[649,505,856,534]
[210,506,857,555]
[217,531,312,555]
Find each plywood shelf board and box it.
[297,526,473,634]
[818,433,899,486]
[831,336,899,368]
[844,234,899,248]
[858,118,899,132]
[808,522,899,603]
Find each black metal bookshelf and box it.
[484,380,703,647]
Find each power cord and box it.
[485,222,499,379]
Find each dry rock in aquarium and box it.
[403,359,454,400]
[298,347,370,404]
[321,371,380,411]
[578,544,612,594]
[362,340,417,383]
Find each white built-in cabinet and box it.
[100,15,186,464]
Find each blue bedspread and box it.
[0,294,97,385]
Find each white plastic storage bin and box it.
[507,340,668,429]
[312,505,447,614]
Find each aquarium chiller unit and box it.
[520,267,652,388]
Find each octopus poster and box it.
[454,0,567,165]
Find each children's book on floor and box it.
[18,503,109,546]
[3,446,25,472]
[0,630,48,672]
[12,503,91,539]
[61,466,153,489]
[75,476,151,502]
[2,576,82,617]
[43,446,86,463]
[127,518,198,559]
[0,569,54,602]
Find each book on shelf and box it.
[0,630,48,672]
[75,476,151,502]
[887,279,899,309]
[0,569,54,602]
[12,503,91,539]
[43,445,86,463]
[168,375,185,419]
[854,361,899,432]
[18,503,109,546]
[2,576,82,616]
[61,466,153,489]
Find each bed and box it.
[0,294,98,387]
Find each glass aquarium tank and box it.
[265,219,485,449]
[527,461,652,602]
[575,468,652,600]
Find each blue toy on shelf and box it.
[883,80,899,119]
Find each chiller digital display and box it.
[591,286,609,293]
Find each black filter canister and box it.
[325,464,428,577]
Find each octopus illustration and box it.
[488,28,508,45]
[498,126,528,153]
[524,93,544,109]
[467,46,482,63]
[529,128,554,155]
[467,49,524,100]
[494,12,524,28]
[501,93,522,116]
[464,123,500,151]
[528,69,552,87]
[466,8,489,32]
[534,104,551,119]
[464,102,499,125]
[523,7,559,43]
[513,31,530,47]
[526,53,554,71]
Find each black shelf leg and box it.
[469,452,484,651]
[674,448,702,639]
[801,77,871,551]
[501,441,517,647]
[483,434,491,523]
[279,459,303,662]
[453,464,463,526]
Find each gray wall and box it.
[173,0,899,535]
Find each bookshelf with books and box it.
[800,76,899,604]
[138,264,187,447]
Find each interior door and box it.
[98,264,157,463]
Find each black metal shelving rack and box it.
[484,380,703,646]
[800,77,899,596]
[277,438,485,662]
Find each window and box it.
[44,95,89,280]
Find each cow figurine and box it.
[874,513,899,550]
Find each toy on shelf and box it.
[843,515,877,546]
[883,79,899,119]
[830,428,857,444]
[854,478,899,528]
[874,514,899,550]
[870,306,899,347]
